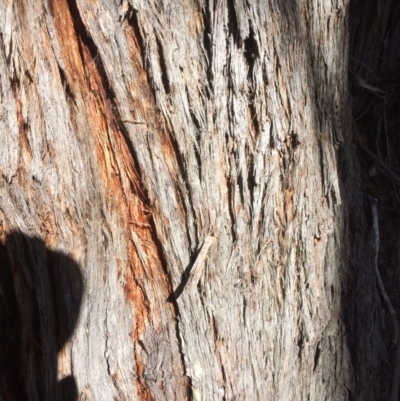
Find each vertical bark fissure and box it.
[201,5,214,94]
[126,7,147,69]
[67,0,149,202]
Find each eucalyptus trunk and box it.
[0,0,384,400]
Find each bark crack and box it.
[155,36,171,95]
[125,5,146,69]
[67,0,149,204]
[56,62,75,105]
[244,26,259,80]
[226,0,240,47]
[201,4,214,94]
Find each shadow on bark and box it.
[0,231,83,401]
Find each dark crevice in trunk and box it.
[155,36,171,95]
[226,0,241,46]
[297,325,304,359]
[185,86,203,180]
[226,175,238,242]
[248,100,260,139]
[176,182,197,252]
[202,5,214,94]
[223,130,238,242]
[317,138,325,194]
[56,63,75,104]
[244,27,259,81]
[194,136,202,182]
[237,172,246,205]
[126,7,147,70]
[162,130,199,246]
[247,148,256,210]
[220,364,227,401]
[313,341,321,372]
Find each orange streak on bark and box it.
[47,2,175,398]
[48,0,85,90]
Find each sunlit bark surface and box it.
[0,0,369,400]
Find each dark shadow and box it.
[344,1,400,399]
[168,246,203,302]
[0,231,84,401]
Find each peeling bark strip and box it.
[0,0,367,400]
[180,235,216,295]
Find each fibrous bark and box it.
[0,0,379,400]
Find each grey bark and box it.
[0,0,390,400]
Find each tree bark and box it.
[0,0,388,400]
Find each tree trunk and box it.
[0,0,392,400]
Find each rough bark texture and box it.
[0,0,394,400]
